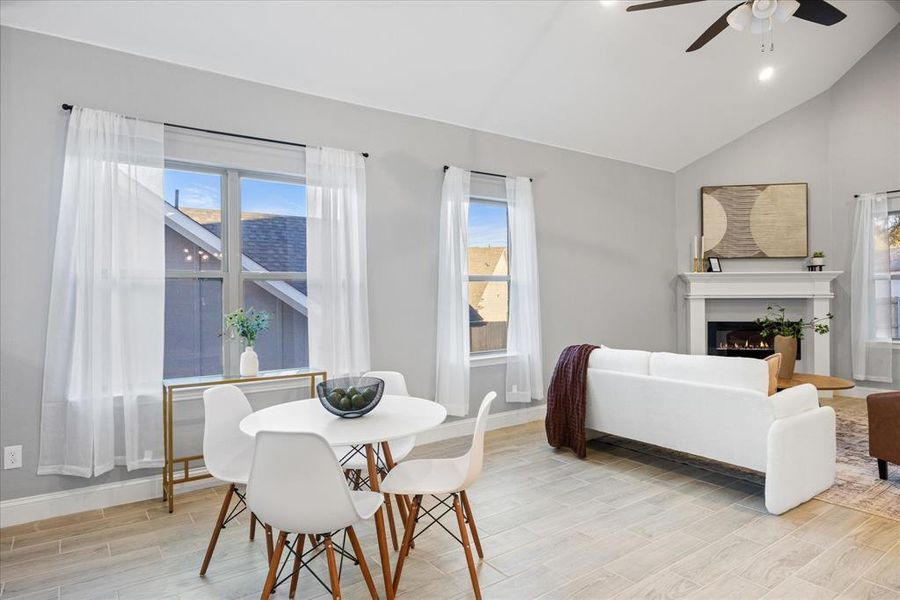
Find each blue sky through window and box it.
[241,177,306,217]
[469,202,508,248]
[164,170,306,216]
[164,169,221,211]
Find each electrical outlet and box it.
[4,445,22,469]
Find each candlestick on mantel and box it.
[692,235,699,272]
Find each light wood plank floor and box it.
[2,422,898,599]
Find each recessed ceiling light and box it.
[758,66,775,82]
[599,1,618,6]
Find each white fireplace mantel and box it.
[679,271,842,300]
[679,271,843,377]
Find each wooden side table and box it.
[776,372,854,391]
[161,367,326,512]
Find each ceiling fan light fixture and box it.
[751,0,778,19]
[750,16,773,34]
[773,0,800,23]
[727,4,753,31]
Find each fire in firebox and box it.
[707,321,799,359]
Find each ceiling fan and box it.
[626,0,847,52]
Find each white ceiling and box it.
[1,0,897,171]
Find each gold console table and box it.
[161,367,326,512]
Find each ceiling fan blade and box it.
[793,0,847,26]
[626,0,706,12]
[686,2,744,52]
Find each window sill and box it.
[470,352,509,367]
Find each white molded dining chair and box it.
[333,370,416,550]
[199,385,271,576]
[381,391,496,600]
[247,430,382,600]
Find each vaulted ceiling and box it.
[1,0,897,171]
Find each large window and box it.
[164,165,308,378]
[468,199,509,353]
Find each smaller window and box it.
[467,200,509,353]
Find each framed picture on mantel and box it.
[701,183,808,259]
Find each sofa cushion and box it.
[649,352,769,396]
[589,346,651,375]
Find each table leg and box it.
[381,441,411,548]
[366,443,394,600]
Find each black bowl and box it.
[317,377,384,418]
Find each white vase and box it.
[240,346,259,377]
[810,257,825,266]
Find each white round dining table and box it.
[239,395,447,444]
[238,394,446,600]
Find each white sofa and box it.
[585,347,836,514]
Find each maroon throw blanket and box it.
[545,344,599,459]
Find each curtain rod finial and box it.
[61,103,73,111]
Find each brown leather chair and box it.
[866,391,900,480]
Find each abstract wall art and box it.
[701,183,808,259]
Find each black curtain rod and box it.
[854,189,900,198]
[61,104,369,158]
[443,165,533,182]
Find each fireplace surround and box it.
[679,271,840,379]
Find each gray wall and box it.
[674,25,900,384]
[0,27,676,501]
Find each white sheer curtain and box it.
[505,176,544,403]
[435,167,471,417]
[306,146,371,378]
[39,107,165,477]
[850,192,893,383]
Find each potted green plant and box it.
[809,251,825,268]
[756,305,833,379]
[224,308,271,376]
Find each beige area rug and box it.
[593,394,899,521]
[818,395,900,519]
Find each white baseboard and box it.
[0,467,220,529]
[0,405,547,529]
[415,403,547,445]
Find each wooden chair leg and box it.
[392,494,421,592]
[383,483,400,551]
[289,533,306,599]
[324,535,342,600]
[265,525,274,561]
[200,483,235,576]
[308,533,319,548]
[347,526,379,599]
[460,490,483,559]
[402,495,415,550]
[260,531,288,600]
[381,442,413,550]
[453,494,482,600]
[250,511,257,541]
